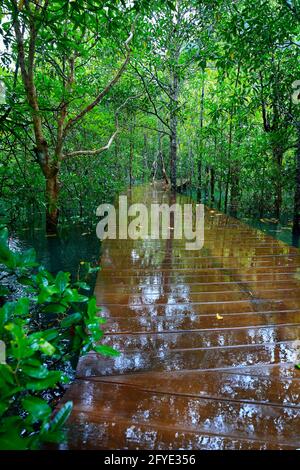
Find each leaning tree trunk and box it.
[45,171,59,234]
[293,125,300,235]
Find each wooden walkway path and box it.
[59,184,300,450]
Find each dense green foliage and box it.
[0,227,118,449]
[0,0,299,232]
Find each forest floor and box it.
[55,183,300,450]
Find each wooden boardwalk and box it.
[59,184,300,450]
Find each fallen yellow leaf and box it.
[216,314,223,320]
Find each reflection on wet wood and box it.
[59,184,300,450]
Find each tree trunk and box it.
[129,139,133,188]
[210,167,215,205]
[293,125,300,235]
[259,162,266,218]
[143,133,148,181]
[224,169,230,213]
[226,110,233,214]
[204,166,210,201]
[272,144,283,220]
[170,129,177,190]
[197,159,202,201]
[230,164,240,217]
[218,175,222,210]
[169,49,179,191]
[129,117,135,188]
[158,134,169,186]
[45,172,59,234]
[188,137,193,184]
[197,77,205,201]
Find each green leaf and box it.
[22,396,51,422]
[87,297,99,318]
[55,271,70,293]
[0,228,11,263]
[37,285,60,303]
[18,276,34,286]
[14,298,30,317]
[0,417,29,450]
[43,303,67,314]
[38,339,56,356]
[5,322,30,359]
[74,281,90,291]
[30,328,58,342]
[26,370,67,391]
[49,401,73,432]
[63,288,88,303]
[0,286,9,296]
[94,344,120,357]
[22,363,49,379]
[0,364,15,385]
[20,248,37,267]
[42,329,60,341]
[61,312,82,328]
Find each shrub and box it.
[0,227,118,449]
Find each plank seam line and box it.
[101,338,296,353]
[103,322,300,336]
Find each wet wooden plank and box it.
[60,414,295,450]
[104,311,300,333]
[76,341,296,376]
[59,184,300,450]
[59,380,299,449]
[100,325,300,351]
[94,369,300,407]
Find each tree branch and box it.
[259,71,270,132]
[133,66,171,131]
[62,131,119,159]
[281,0,300,18]
[135,123,171,136]
[62,95,140,160]
[63,25,135,136]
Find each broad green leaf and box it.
[22,363,49,379]
[49,401,73,432]
[61,312,82,328]
[22,396,51,422]
[94,344,120,357]
[55,271,70,293]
